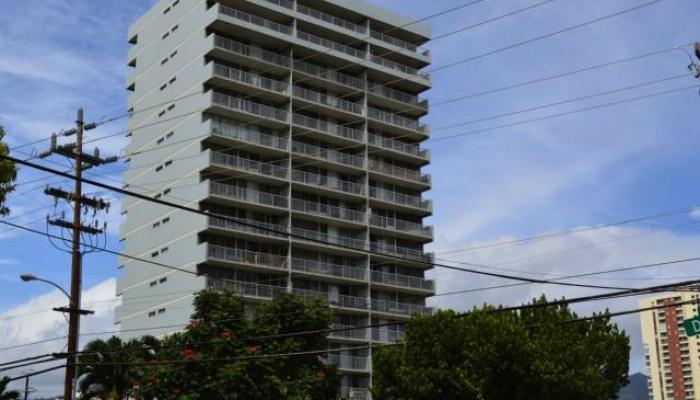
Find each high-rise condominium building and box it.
[117,0,433,396]
[640,292,700,400]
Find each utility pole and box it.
[37,108,116,400]
[23,374,29,400]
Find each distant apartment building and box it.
[117,0,434,397]
[640,292,700,400]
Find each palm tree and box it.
[0,377,20,400]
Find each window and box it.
[158,308,166,314]
[163,6,171,15]
[170,50,178,58]
[151,251,159,258]
[173,0,180,6]
[157,137,165,144]
[126,132,133,137]
[150,280,157,287]
[155,165,163,172]
[164,160,172,167]
[166,131,174,138]
[167,103,175,111]
[161,57,168,65]
[162,217,171,224]
[162,32,170,40]
[152,221,161,229]
[159,277,168,283]
[160,247,169,254]
[163,188,172,195]
[148,311,156,317]
[154,193,162,199]
[159,83,167,91]
[158,110,166,117]
[169,77,176,84]
[171,25,179,33]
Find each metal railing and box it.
[296,30,366,59]
[210,151,288,179]
[209,181,288,208]
[292,169,365,195]
[371,329,405,343]
[291,198,366,223]
[340,387,371,400]
[370,270,434,291]
[369,214,432,237]
[208,216,287,238]
[292,141,364,168]
[292,86,362,114]
[209,279,286,299]
[369,159,430,184]
[367,83,425,108]
[368,107,425,132]
[213,64,288,94]
[329,324,369,340]
[327,355,370,371]
[370,298,433,316]
[220,5,293,35]
[213,35,290,67]
[370,30,419,53]
[291,258,367,281]
[296,4,367,34]
[291,227,366,250]
[210,117,288,150]
[212,92,289,122]
[292,114,363,142]
[292,289,368,311]
[293,59,364,90]
[370,55,429,80]
[262,0,294,9]
[370,242,433,263]
[369,186,431,210]
[367,133,428,159]
[206,245,289,269]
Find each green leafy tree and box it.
[0,126,17,216]
[373,297,630,400]
[0,377,20,400]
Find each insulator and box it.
[50,133,57,150]
[695,42,700,60]
[93,147,100,159]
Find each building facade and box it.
[117,0,434,397]
[640,292,700,400]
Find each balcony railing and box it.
[291,258,367,281]
[212,92,289,122]
[370,270,434,291]
[291,227,366,250]
[213,64,288,94]
[368,107,426,133]
[292,141,364,168]
[292,114,363,142]
[296,4,367,35]
[368,133,428,159]
[208,216,287,238]
[369,186,431,210]
[210,151,288,179]
[369,159,430,185]
[293,288,368,311]
[293,60,365,90]
[210,181,288,208]
[262,0,294,9]
[210,117,288,151]
[370,242,432,263]
[292,169,365,195]
[370,54,429,80]
[291,198,366,223]
[213,35,290,68]
[340,387,371,400]
[369,214,432,238]
[371,328,405,343]
[368,83,427,109]
[220,5,293,35]
[327,355,370,372]
[297,30,366,59]
[207,245,289,269]
[370,30,425,55]
[370,299,433,316]
[209,279,286,299]
[292,86,363,114]
[329,324,369,340]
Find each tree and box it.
[0,126,17,216]
[0,377,20,400]
[372,297,630,400]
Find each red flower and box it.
[186,319,201,330]
[183,347,195,360]
[131,379,141,387]
[245,345,259,355]
[317,370,326,381]
[219,329,233,340]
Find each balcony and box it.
[368,133,429,161]
[210,151,288,181]
[292,141,364,169]
[327,355,370,373]
[292,114,364,144]
[293,60,365,91]
[370,298,433,317]
[296,30,366,60]
[291,198,366,224]
[209,279,286,300]
[292,288,368,312]
[369,214,432,239]
[370,242,433,264]
[261,0,294,9]
[209,117,288,152]
[367,107,427,136]
[370,270,434,292]
[370,54,430,82]
[291,258,367,282]
[219,5,293,36]
[211,92,289,125]
[369,159,430,187]
[208,216,287,240]
[371,328,405,344]
[369,186,432,213]
[206,244,289,271]
[292,169,365,196]
[209,181,288,210]
[212,63,288,95]
[291,227,366,251]
[367,83,428,115]
[329,324,369,341]
[296,4,367,35]
[213,35,290,69]
[340,387,371,400]
[370,30,427,57]
[292,86,363,115]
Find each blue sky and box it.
[1,0,700,394]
